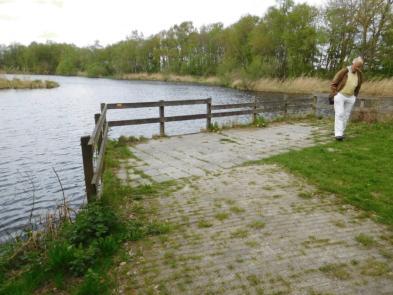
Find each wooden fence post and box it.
[94,113,102,151]
[81,135,96,202]
[253,97,257,124]
[159,100,165,136]
[94,113,100,124]
[360,98,365,108]
[206,98,212,130]
[283,94,288,116]
[312,95,317,115]
[100,103,107,127]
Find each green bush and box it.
[86,62,110,78]
[46,241,75,273]
[69,202,119,246]
[56,58,78,76]
[68,244,97,276]
[253,115,267,128]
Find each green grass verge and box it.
[0,137,177,294]
[261,122,393,225]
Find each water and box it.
[0,74,259,240]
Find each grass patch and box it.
[355,234,375,248]
[197,219,213,228]
[246,274,261,286]
[230,206,245,214]
[332,220,346,228]
[262,122,393,225]
[214,212,230,221]
[319,263,351,280]
[163,251,177,269]
[298,191,313,199]
[360,259,390,276]
[302,236,330,249]
[219,138,239,144]
[248,220,266,229]
[230,229,249,239]
[253,115,267,128]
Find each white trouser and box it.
[334,92,356,137]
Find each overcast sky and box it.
[1,0,325,47]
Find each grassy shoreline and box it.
[117,73,393,97]
[0,138,178,294]
[0,78,59,90]
[3,71,393,96]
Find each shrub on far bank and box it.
[0,78,59,90]
[86,62,112,78]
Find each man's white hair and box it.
[352,56,364,65]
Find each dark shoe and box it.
[335,136,344,141]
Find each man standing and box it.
[330,57,364,141]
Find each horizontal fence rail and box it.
[81,96,319,201]
[106,99,210,109]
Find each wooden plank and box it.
[163,99,209,106]
[108,117,160,127]
[107,101,160,109]
[212,103,254,110]
[252,98,257,123]
[91,123,109,185]
[81,135,96,202]
[106,99,209,109]
[212,109,264,118]
[159,100,165,136]
[109,114,209,126]
[207,98,212,129]
[94,113,103,152]
[88,104,107,146]
[165,113,207,122]
[286,103,314,108]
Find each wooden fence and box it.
[80,96,315,201]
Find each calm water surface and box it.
[0,75,258,240]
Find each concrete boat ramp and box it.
[115,123,393,294]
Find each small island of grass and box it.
[0,78,59,90]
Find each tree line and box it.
[1,0,392,80]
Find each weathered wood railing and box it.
[80,103,108,201]
[79,94,392,201]
[80,97,270,201]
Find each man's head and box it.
[351,56,364,72]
